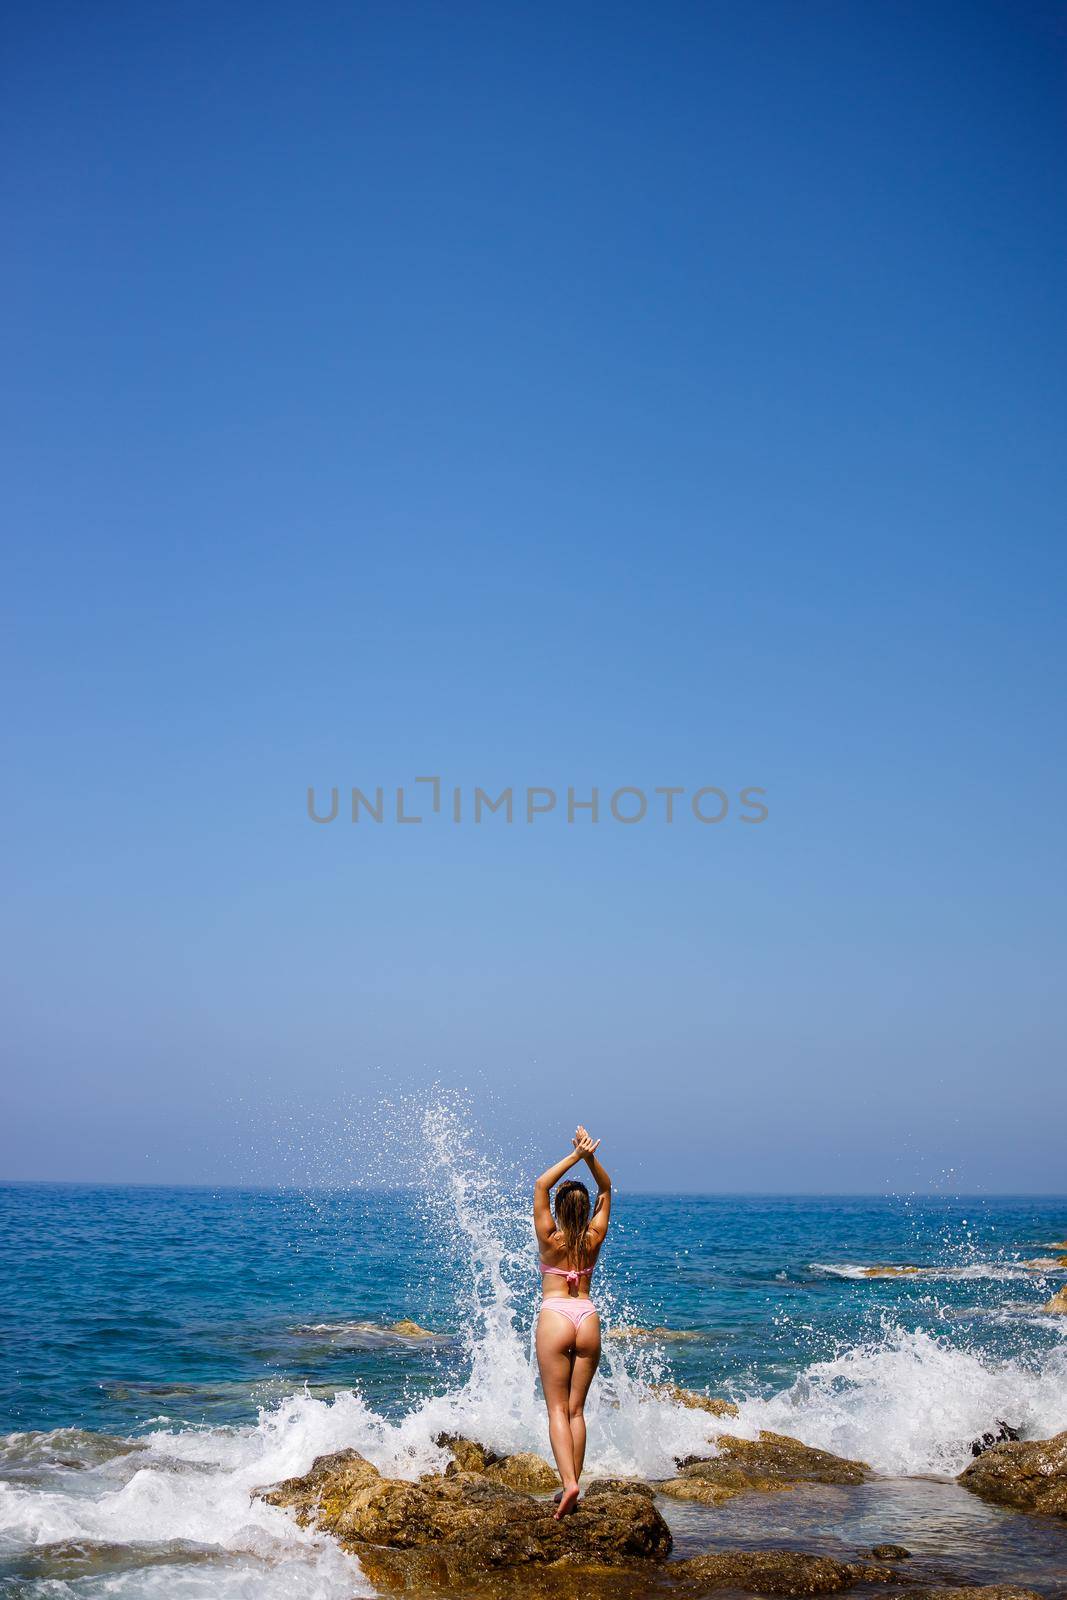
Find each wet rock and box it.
[389,1318,439,1339]
[584,1478,656,1499]
[261,1453,672,1590]
[969,1422,1020,1457]
[860,1264,922,1278]
[435,1434,505,1474]
[650,1384,740,1417]
[434,1434,557,1490]
[1042,1285,1067,1314]
[485,1452,558,1492]
[907,1589,1042,1600]
[869,1544,912,1559]
[257,1447,381,1521]
[662,1431,870,1504]
[957,1429,1067,1516]
[671,1549,903,1594]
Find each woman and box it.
[533,1124,611,1518]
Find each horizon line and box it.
[2,1179,1065,1201]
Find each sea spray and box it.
[740,1319,1067,1477]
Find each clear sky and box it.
[3,2,1065,1192]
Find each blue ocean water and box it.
[2,1184,1066,1439]
[2,1115,1066,1599]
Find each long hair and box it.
[553,1179,591,1269]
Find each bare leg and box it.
[536,1309,577,1511]
[568,1314,601,1481]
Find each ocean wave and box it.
[736,1322,1067,1477]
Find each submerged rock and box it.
[609,1326,702,1342]
[389,1318,439,1338]
[660,1430,871,1504]
[260,1451,671,1590]
[650,1384,740,1417]
[1042,1284,1067,1314]
[860,1264,922,1278]
[869,1544,912,1559]
[957,1429,1067,1516]
[671,1549,903,1594]
[907,1589,1042,1600]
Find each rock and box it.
[260,1452,672,1590]
[584,1478,656,1499]
[650,1384,740,1417]
[1042,1285,1067,1314]
[907,1589,1042,1600]
[671,1549,903,1594]
[958,1430,1067,1516]
[485,1452,558,1492]
[434,1434,557,1490]
[860,1264,922,1277]
[258,1447,381,1521]
[389,1318,439,1338]
[969,1422,1020,1457]
[869,1544,912,1559]
[608,1326,701,1342]
[658,1431,869,1508]
[435,1433,504,1474]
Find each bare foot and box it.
[554,1483,580,1519]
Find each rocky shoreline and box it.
[256,1395,1067,1598]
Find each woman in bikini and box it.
[533,1124,611,1518]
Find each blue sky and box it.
[2,2,1065,1190]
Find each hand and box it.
[573,1125,601,1158]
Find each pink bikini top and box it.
[539,1259,595,1288]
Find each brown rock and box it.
[658,1431,868,1509]
[656,1474,749,1507]
[907,1590,1042,1600]
[672,1549,903,1594]
[650,1384,739,1417]
[485,1452,559,1493]
[682,1431,869,1485]
[436,1433,501,1474]
[869,1544,912,1559]
[1042,1285,1067,1314]
[434,1434,556,1490]
[957,1430,1067,1516]
[257,1447,381,1522]
[860,1265,922,1278]
[260,1452,672,1590]
[389,1318,440,1338]
[584,1478,656,1499]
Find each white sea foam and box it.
[737,1321,1067,1477]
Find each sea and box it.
[2,1099,1066,1597]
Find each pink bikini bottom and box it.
[540,1297,598,1331]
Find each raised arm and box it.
[533,1145,584,1247]
[575,1125,612,1241]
